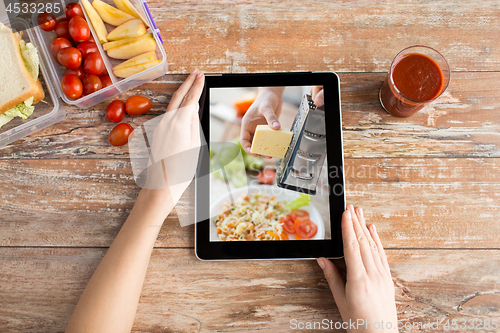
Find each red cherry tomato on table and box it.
[50,37,72,60]
[65,3,85,19]
[99,75,113,88]
[280,215,295,234]
[125,96,152,116]
[69,16,90,43]
[38,12,57,31]
[109,123,133,146]
[76,41,98,59]
[105,100,126,123]
[83,52,104,75]
[294,219,317,239]
[64,67,85,80]
[257,169,276,185]
[290,210,310,223]
[61,74,83,99]
[82,75,102,95]
[57,47,82,69]
[55,20,71,39]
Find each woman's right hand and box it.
[317,205,398,333]
[240,87,285,157]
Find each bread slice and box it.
[0,23,45,114]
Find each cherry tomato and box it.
[50,37,72,60]
[124,96,151,116]
[57,47,82,70]
[64,67,85,80]
[87,34,95,43]
[65,3,85,19]
[280,215,295,234]
[38,12,57,31]
[61,74,83,99]
[83,52,104,75]
[100,66,108,76]
[76,41,98,59]
[109,123,133,146]
[69,16,90,43]
[294,219,317,239]
[99,75,113,88]
[82,75,102,95]
[105,100,126,123]
[290,210,310,223]
[55,20,71,40]
[257,169,276,185]
[57,17,69,24]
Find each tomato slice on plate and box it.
[280,215,295,234]
[294,219,318,239]
[290,209,309,223]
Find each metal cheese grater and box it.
[276,94,327,195]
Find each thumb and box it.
[317,258,346,306]
[260,106,281,130]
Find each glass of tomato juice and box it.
[379,46,450,117]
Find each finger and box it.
[348,204,377,275]
[355,207,385,275]
[167,69,199,112]
[341,209,366,278]
[180,72,205,108]
[314,89,324,107]
[368,224,391,276]
[172,73,205,130]
[311,86,321,98]
[317,258,346,308]
[240,130,253,155]
[260,106,280,130]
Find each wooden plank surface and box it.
[1,157,499,249]
[1,248,499,332]
[1,72,499,159]
[150,0,500,73]
[1,0,500,332]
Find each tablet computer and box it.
[195,72,345,260]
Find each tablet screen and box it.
[209,85,332,242]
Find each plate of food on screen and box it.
[210,185,325,241]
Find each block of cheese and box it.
[250,125,293,158]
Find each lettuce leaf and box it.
[286,194,311,211]
[19,40,40,80]
[0,97,35,129]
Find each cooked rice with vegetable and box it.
[214,192,289,241]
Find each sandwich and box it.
[0,22,44,129]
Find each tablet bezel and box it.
[195,72,345,260]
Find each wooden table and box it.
[1,1,500,332]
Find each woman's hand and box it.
[141,69,205,206]
[240,87,285,157]
[317,205,398,333]
[65,70,205,333]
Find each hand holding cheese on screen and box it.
[241,86,324,159]
[240,87,285,157]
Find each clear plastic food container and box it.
[0,0,167,148]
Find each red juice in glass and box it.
[379,46,450,117]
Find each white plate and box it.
[209,185,325,241]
